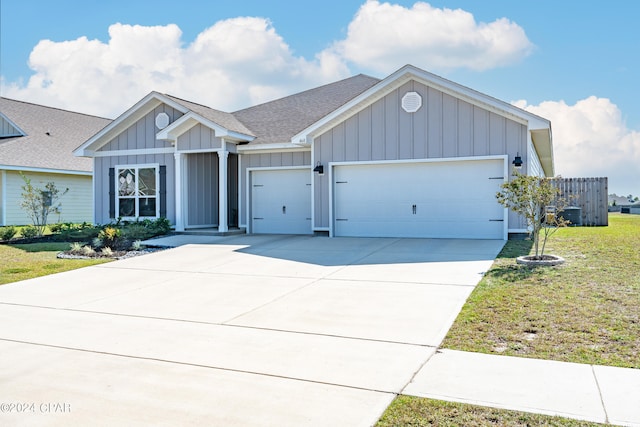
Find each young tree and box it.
[19,173,69,237]
[496,171,568,258]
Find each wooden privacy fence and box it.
[551,177,608,226]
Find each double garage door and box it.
[250,160,505,239]
[333,159,505,239]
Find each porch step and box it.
[175,227,246,237]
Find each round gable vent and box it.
[155,112,170,129]
[401,91,422,113]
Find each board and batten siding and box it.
[312,79,528,229]
[2,171,92,225]
[177,124,223,151]
[239,151,311,226]
[97,104,182,152]
[186,153,218,227]
[94,154,175,225]
[0,116,21,136]
[0,171,4,224]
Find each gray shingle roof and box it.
[163,94,255,137]
[233,74,381,144]
[0,98,111,172]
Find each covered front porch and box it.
[173,150,239,233]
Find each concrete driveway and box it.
[0,234,504,426]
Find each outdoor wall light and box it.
[512,153,523,169]
[313,161,324,175]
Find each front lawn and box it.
[442,213,640,368]
[377,396,605,426]
[0,242,111,286]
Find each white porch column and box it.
[174,152,185,232]
[218,149,229,233]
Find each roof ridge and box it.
[162,93,230,114]
[0,97,112,120]
[232,73,381,114]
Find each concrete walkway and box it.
[404,349,640,427]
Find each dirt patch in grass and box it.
[376,396,605,427]
[442,213,640,368]
[0,242,110,286]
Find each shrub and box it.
[131,240,144,251]
[0,226,18,241]
[21,225,39,239]
[150,217,171,235]
[52,222,101,242]
[98,226,121,249]
[92,237,104,249]
[100,247,113,257]
[121,223,154,241]
[496,171,569,257]
[19,172,69,236]
[81,245,95,256]
[69,242,83,253]
[49,223,65,233]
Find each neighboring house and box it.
[0,98,111,226]
[621,201,640,215]
[75,64,553,240]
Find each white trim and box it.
[0,165,92,176]
[245,165,311,234]
[237,156,242,230]
[91,162,96,225]
[313,227,330,231]
[509,228,530,233]
[237,143,311,153]
[218,144,229,233]
[310,136,316,232]
[114,163,160,220]
[292,65,550,145]
[157,111,254,143]
[176,148,222,154]
[89,147,175,158]
[1,170,6,226]
[75,92,184,156]
[328,154,507,168]
[328,155,508,239]
[174,153,184,231]
[292,64,553,176]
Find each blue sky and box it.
[1,0,638,195]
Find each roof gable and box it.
[0,111,25,137]
[291,64,554,175]
[76,92,256,156]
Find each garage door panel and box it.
[252,169,312,235]
[333,160,505,239]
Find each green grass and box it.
[0,242,111,285]
[442,213,640,368]
[377,396,605,426]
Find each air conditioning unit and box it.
[562,207,582,226]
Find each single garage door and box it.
[251,168,312,234]
[333,159,505,239]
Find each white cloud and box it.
[1,19,349,118]
[331,1,534,73]
[514,97,640,196]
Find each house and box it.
[75,64,553,240]
[0,98,111,226]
